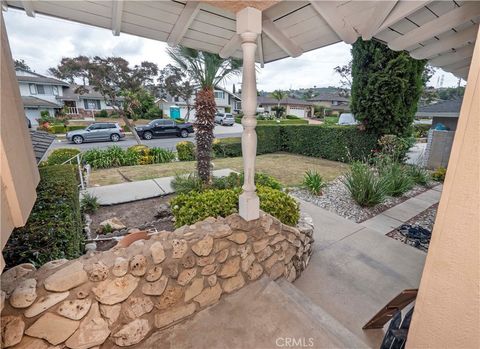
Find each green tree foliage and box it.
[437,86,465,100]
[350,39,427,136]
[124,88,162,120]
[14,58,32,71]
[158,64,195,121]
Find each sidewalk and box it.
[83,168,236,205]
[293,185,442,347]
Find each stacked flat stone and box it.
[0,213,314,348]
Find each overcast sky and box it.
[4,8,462,92]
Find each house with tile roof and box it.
[257,96,315,118]
[308,93,350,113]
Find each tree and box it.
[334,62,352,95]
[125,88,162,120]
[270,89,287,118]
[158,64,195,121]
[85,57,158,144]
[350,39,427,136]
[14,59,31,71]
[48,56,90,84]
[168,46,241,183]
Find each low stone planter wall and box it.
[0,212,314,348]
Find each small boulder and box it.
[177,268,197,286]
[226,232,248,244]
[193,283,222,308]
[123,296,154,319]
[150,242,166,264]
[184,277,204,302]
[92,274,139,305]
[99,217,126,231]
[142,275,168,296]
[44,261,88,292]
[218,257,240,279]
[1,316,25,347]
[129,255,147,277]
[25,313,79,346]
[65,302,110,349]
[25,292,69,318]
[112,257,129,277]
[222,273,245,293]
[191,235,213,256]
[112,319,151,347]
[9,278,37,309]
[57,298,92,320]
[145,266,163,282]
[171,239,188,259]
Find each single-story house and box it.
[308,93,350,113]
[416,98,463,131]
[257,96,314,118]
[157,87,241,120]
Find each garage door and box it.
[289,107,306,118]
[25,108,40,126]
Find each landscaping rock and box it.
[154,303,196,329]
[7,336,48,349]
[155,285,183,310]
[177,268,197,286]
[99,217,126,231]
[24,292,69,318]
[171,239,188,259]
[164,262,179,279]
[112,257,128,277]
[150,242,166,264]
[253,238,269,253]
[123,297,154,319]
[218,257,240,278]
[1,315,25,347]
[270,234,286,246]
[85,243,97,252]
[238,244,252,259]
[142,275,168,296]
[181,254,196,269]
[246,263,263,281]
[145,265,163,282]
[197,255,215,267]
[184,277,204,302]
[25,313,79,345]
[87,262,109,282]
[269,262,285,280]
[213,240,231,253]
[39,259,68,272]
[155,204,171,219]
[129,255,147,276]
[193,283,222,307]
[241,254,255,273]
[256,246,274,262]
[10,278,37,309]
[222,274,245,293]
[201,263,219,276]
[0,290,5,312]
[191,235,213,256]
[99,304,121,327]
[1,263,35,295]
[92,274,139,305]
[57,298,92,320]
[65,302,110,349]
[113,319,151,346]
[44,261,88,292]
[207,275,217,287]
[226,232,248,244]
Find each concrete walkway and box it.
[293,186,442,347]
[84,168,236,205]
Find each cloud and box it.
[4,7,463,91]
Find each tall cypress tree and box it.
[350,39,427,136]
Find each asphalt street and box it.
[50,124,243,151]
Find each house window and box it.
[29,84,37,94]
[214,91,224,99]
[332,100,339,106]
[37,85,45,94]
[84,99,101,110]
[52,86,59,96]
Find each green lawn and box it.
[88,152,348,187]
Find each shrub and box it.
[81,193,99,214]
[3,165,83,268]
[95,109,109,118]
[83,146,174,168]
[302,170,326,195]
[171,173,204,194]
[413,124,431,138]
[431,167,447,182]
[379,160,414,197]
[407,165,431,186]
[376,134,413,163]
[170,186,299,228]
[285,115,300,119]
[342,161,388,207]
[212,172,282,191]
[44,148,81,166]
[177,141,195,161]
[51,124,66,134]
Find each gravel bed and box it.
[386,203,438,252]
[291,178,437,223]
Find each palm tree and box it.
[271,89,287,118]
[168,47,242,183]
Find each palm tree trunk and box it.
[194,87,216,183]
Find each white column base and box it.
[239,192,260,221]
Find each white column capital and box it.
[236,7,262,35]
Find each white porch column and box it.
[237,7,261,221]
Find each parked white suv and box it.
[215,113,235,126]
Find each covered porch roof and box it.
[3,1,478,79]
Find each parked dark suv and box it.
[134,119,194,140]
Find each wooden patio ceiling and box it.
[3,1,479,79]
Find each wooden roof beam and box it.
[362,1,397,40]
[262,17,303,57]
[219,34,241,59]
[111,0,124,36]
[429,45,474,67]
[310,1,358,44]
[411,24,479,60]
[167,1,201,46]
[22,0,35,17]
[376,0,433,34]
[389,2,480,51]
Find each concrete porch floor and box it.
[294,200,427,348]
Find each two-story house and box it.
[157,87,241,120]
[16,68,68,126]
[58,84,118,119]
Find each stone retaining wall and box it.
[0,212,314,348]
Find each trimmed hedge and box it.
[235,117,308,125]
[3,165,84,268]
[212,125,377,162]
